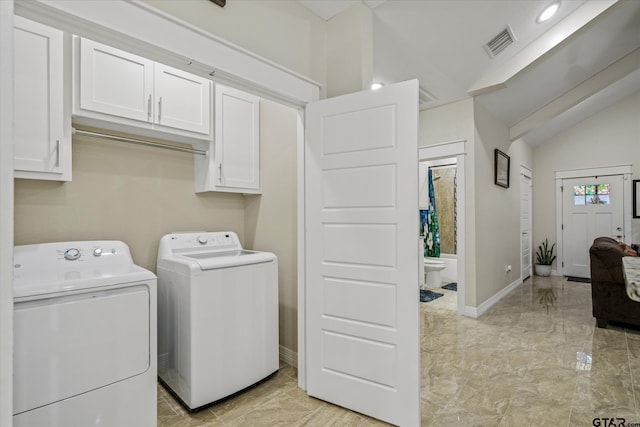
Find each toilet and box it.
[423,258,446,289]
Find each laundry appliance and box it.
[13,241,157,427]
[156,231,278,411]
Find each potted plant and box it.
[535,238,556,276]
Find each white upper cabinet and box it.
[78,38,153,123]
[195,84,260,194]
[74,37,211,141]
[154,63,210,135]
[14,16,71,181]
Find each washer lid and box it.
[177,250,276,270]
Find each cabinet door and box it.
[79,38,153,122]
[154,63,211,135]
[215,84,260,192]
[14,16,69,180]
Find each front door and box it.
[562,175,624,278]
[305,80,420,426]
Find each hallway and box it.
[159,276,640,426]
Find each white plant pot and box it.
[535,264,552,277]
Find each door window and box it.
[573,184,610,205]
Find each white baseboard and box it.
[463,277,523,318]
[279,345,297,368]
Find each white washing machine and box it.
[13,241,157,427]
[156,231,278,411]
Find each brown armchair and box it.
[589,236,640,328]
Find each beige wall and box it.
[419,99,474,146]
[419,98,533,309]
[533,91,640,250]
[14,99,300,354]
[14,133,245,272]
[326,2,373,97]
[473,101,523,305]
[419,99,479,306]
[245,99,299,352]
[144,0,328,98]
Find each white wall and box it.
[533,91,640,249]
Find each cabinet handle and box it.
[158,97,162,122]
[218,163,223,183]
[147,95,152,120]
[54,140,60,168]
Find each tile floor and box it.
[158,275,640,426]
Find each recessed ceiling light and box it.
[537,1,560,23]
[371,82,384,90]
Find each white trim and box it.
[463,277,523,318]
[520,164,533,178]
[419,141,466,316]
[0,2,13,424]
[296,108,306,390]
[279,345,298,369]
[15,0,321,107]
[418,140,465,160]
[555,164,632,180]
[555,165,633,276]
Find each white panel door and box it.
[521,173,532,280]
[79,38,153,122]
[154,63,211,135]
[305,80,420,426]
[562,175,624,278]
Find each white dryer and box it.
[156,231,278,411]
[13,241,157,427]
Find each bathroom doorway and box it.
[418,142,466,315]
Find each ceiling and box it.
[298,0,640,147]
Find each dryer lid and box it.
[13,241,156,300]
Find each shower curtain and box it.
[424,169,440,257]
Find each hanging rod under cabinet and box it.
[72,128,208,156]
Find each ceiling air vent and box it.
[483,26,516,58]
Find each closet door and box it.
[305,79,420,426]
[78,38,153,122]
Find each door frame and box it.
[520,165,533,282]
[418,141,466,316]
[554,164,632,276]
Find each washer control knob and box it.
[64,248,81,261]
[93,248,103,257]
[197,235,208,245]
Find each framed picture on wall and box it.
[494,149,510,188]
[634,180,640,218]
